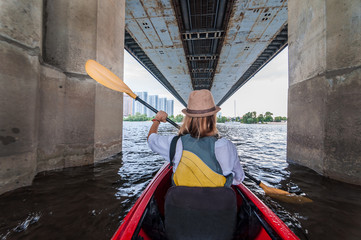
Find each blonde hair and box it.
[178,114,218,138]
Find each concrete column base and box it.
[0,0,125,195]
[288,0,361,185]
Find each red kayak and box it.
[112,163,299,240]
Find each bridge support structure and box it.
[288,0,361,185]
[0,0,125,194]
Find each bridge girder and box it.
[125,0,288,106]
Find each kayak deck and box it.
[112,163,299,240]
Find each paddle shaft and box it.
[244,172,261,185]
[135,96,180,129]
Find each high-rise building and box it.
[123,94,133,117]
[128,92,174,117]
[166,99,174,116]
[158,98,167,112]
[133,92,148,115]
[133,92,142,115]
[147,95,159,117]
[141,92,148,115]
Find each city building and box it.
[133,92,148,115]
[158,97,167,112]
[123,94,133,117]
[147,95,159,117]
[128,92,174,117]
[166,99,174,116]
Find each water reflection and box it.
[284,164,361,240]
[0,122,361,240]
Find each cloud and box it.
[124,51,173,98]
[221,47,289,117]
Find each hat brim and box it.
[182,106,221,117]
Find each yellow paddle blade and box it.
[259,182,313,204]
[267,193,313,204]
[259,182,290,195]
[85,59,137,99]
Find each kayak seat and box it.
[164,186,237,240]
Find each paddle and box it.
[85,59,312,204]
[244,172,312,203]
[85,60,179,129]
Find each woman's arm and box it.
[215,139,245,184]
[147,110,168,140]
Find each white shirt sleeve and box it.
[147,133,183,172]
[215,138,245,185]
[147,133,177,162]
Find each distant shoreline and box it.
[223,121,287,125]
[123,120,287,125]
[264,121,287,125]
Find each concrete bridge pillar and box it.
[0,0,125,194]
[288,0,361,185]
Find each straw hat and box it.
[182,90,221,117]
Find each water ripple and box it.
[1,122,361,240]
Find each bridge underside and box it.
[125,0,288,106]
[1,0,360,198]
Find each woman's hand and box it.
[148,111,168,140]
[154,111,168,123]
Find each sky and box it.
[124,47,289,117]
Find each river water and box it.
[1,122,361,240]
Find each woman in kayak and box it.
[147,89,244,187]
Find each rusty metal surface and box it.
[125,0,288,106]
[217,24,288,105]
[124,30,187,106]
[211,0,288,104]
[125,0,192,104]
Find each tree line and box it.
[125,111,287,124]
[217,111,287,124]
[124,112,184,123]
